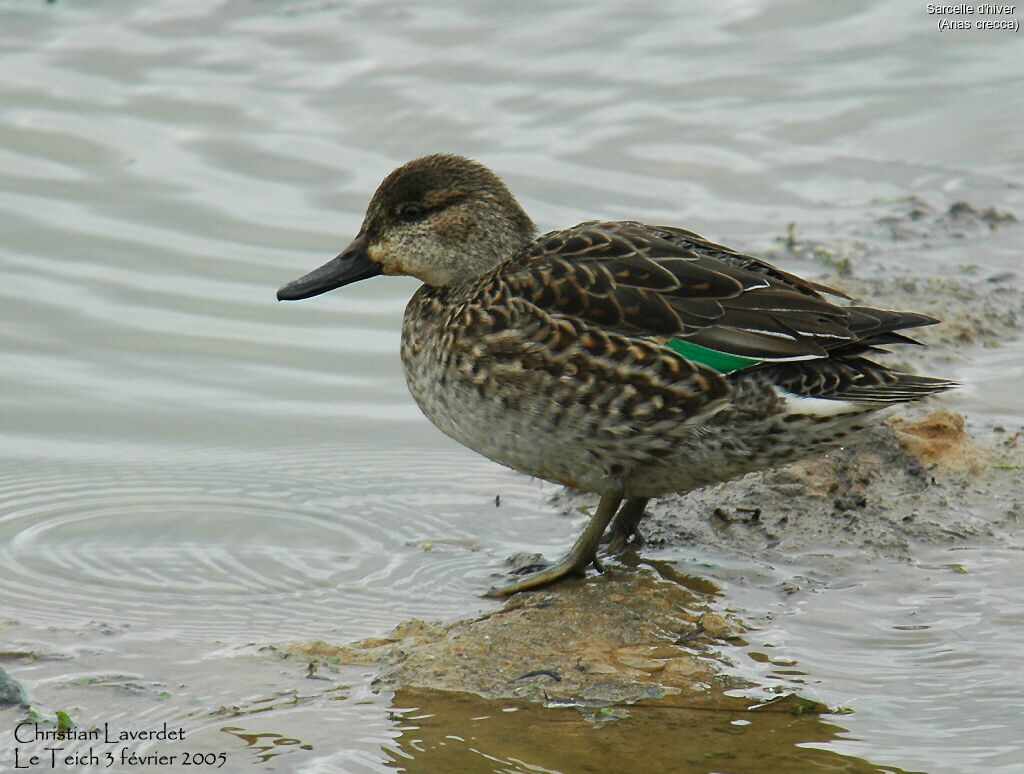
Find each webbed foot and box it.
[484,488,624,597]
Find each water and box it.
[1,1,1022,772]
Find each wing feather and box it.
[505,221,852,364]
[480,220,948,407]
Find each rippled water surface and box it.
[2,1,1023,772]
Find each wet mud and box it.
[626,408,1021,575]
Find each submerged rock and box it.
[0,666,28,707]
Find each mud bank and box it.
[615,408,1022,576]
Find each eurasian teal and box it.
[278,154,953,596]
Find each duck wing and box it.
[503,220,865,370]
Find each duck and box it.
[277,153,954,596]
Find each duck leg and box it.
[603,497,650,553]
[484,488,623,597]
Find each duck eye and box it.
[399,203,425,222]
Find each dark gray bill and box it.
[276,233,380,301]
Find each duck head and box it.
[277,154,536,300]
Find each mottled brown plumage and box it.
[278,154,954,595]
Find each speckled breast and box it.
[399,286,633,493]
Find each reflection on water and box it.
[220,725,316,765]
[382,689,909,774]
[1,0,1022,772]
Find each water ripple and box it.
[0,445,555,642]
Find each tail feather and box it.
[765,355,955,405]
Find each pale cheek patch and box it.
[369,239,406,276]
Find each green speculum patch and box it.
[664,337,761,374]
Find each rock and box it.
[0,666,28,707]
[291,569,742,705]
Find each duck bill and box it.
[276,233,380,301]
